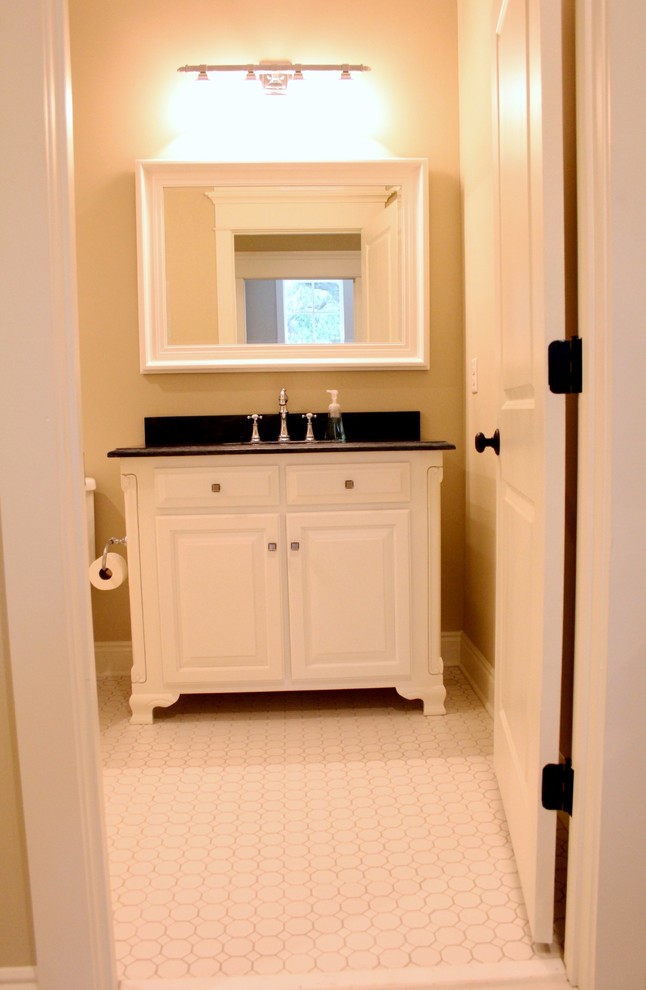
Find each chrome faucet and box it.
[278,388,290,442]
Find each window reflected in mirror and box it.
[235,232,360,345]
[245,278,356,344]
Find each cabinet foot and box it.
[129,692,180,724]
[396,679,446,715]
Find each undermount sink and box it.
[143,412,423,448]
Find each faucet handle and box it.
[302,412,317,442]
[247,413,262,443]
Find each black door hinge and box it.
[541,757,574,815]
[548,336,582,394]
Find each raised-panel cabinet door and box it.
[287,509,411,682]
[156,513,284,685]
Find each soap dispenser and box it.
[325,389,346,442]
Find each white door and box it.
[361,197,399,342]
[489,0,569,943]
[287,509,411,682]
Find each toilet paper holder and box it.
[100,536,127,577]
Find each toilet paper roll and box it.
[89,552,128,590]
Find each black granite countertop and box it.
[108,439,456,458]
[107,412,456,457]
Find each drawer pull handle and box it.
[345,479,355,489]
[290,542,300,551]
[268,542,277,551]
[211,483,221,493]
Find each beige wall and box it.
[69,0,465,644]
[457,0,498,666]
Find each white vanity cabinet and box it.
[117,447,446,723]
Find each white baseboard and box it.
[0,967,37,989]
[94,640,132,677]
[440,631,462,666]
[459,632,495,717]
[94,635,494,714]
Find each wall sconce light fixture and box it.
[178,61,371,95]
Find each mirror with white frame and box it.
[136,159,428,372]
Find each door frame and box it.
[564,0,646,986]
[2,0,640,988]
[560,2,613,980]
[0,0,116,986]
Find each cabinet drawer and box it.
[285,462,410,505]
[154,466,280,508]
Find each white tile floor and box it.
[98,669,565,987]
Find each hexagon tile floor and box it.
[98,668,566,988]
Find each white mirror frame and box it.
[136,159,429,372]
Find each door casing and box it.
[2,1,639,988]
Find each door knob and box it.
[475,429,500,456]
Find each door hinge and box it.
[548,336,582,394]
[541,757,573,815]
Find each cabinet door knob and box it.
[290,542,300,551]
[345,479,354,489]
[268,542,277,551]
[211,483,221,492]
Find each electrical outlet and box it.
[470,357,478,394]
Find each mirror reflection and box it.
[137,160,428,371]
[164,184,397,347]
